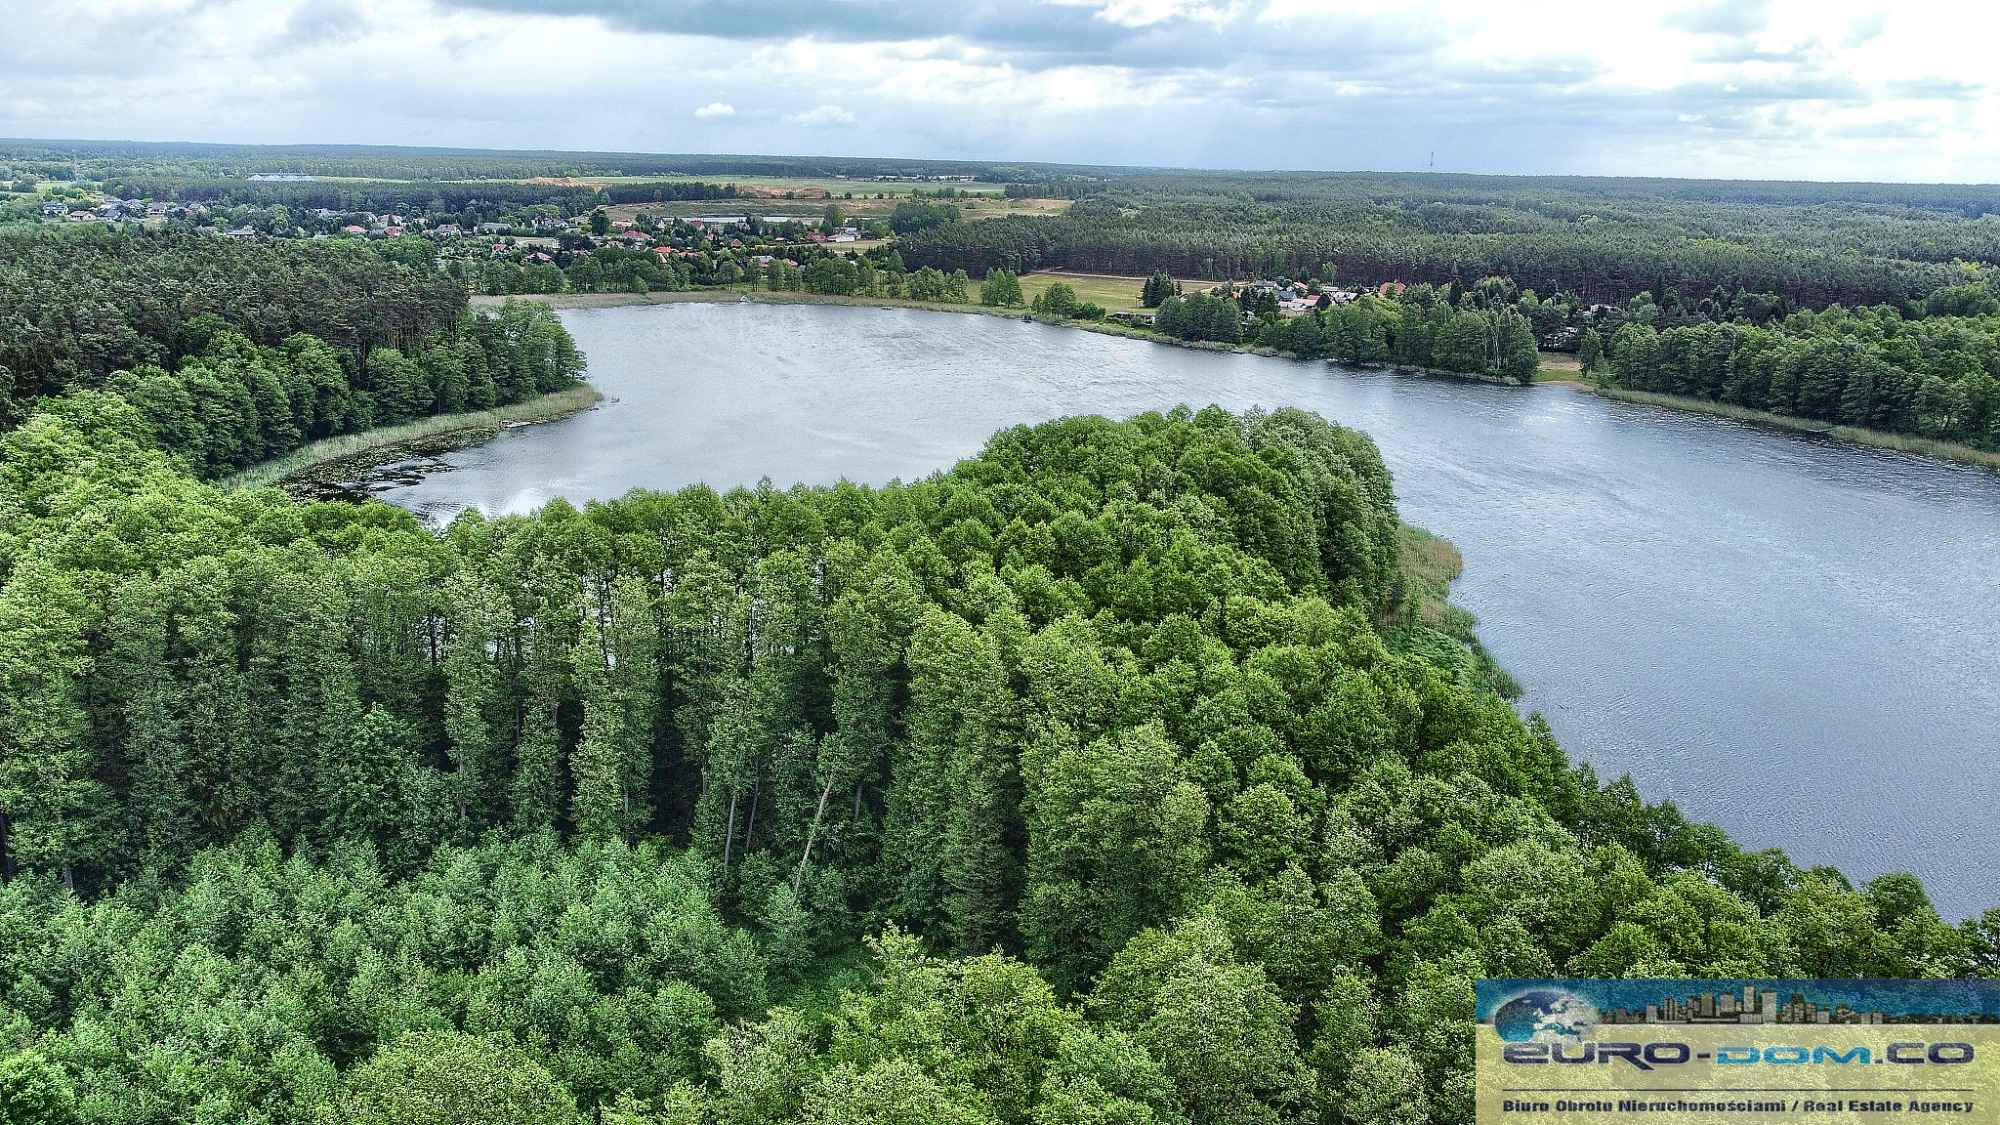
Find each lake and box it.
[375,300,2000,920]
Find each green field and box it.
[527,173,1003,196]
[537,173,1068,223]
[1533,349,1586,383]
[1015,270,1166,312]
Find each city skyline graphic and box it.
[1478,979,2000,1027]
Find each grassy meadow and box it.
[1015,270,1167,312]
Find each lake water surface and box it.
[376,301,2000,919]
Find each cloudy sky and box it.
[6,0,1998,182]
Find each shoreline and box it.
[469,287,1503,368]
[1582,385,2000,471]
[472,290,2000,472]
[222,384,605,493]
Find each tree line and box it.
[104,301,585,477]
[97,176,605,217]
[1119,280,1546,386]
[1029,265,2000,406]
[0,139,1082,190]
[0,228,466,424]
[2,391,1993,1124]
[1603,285,2000,445]
[75,178,741,238]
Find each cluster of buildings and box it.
[847,173,978,183]
[1238,279,1371,317]
[28,188,870,289]
[470,212,851,278]
[42,198,206,223]
[679,215,861,241]
[1107,278,1380,328]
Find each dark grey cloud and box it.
[433,0,1450,73]
[435,0,1133,54]
[1,0,234,78]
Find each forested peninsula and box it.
[0,221,1995,1125]
[0,230,586,478]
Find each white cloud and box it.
[0,0,1996,180]
[785,103,856,127]
[1084,0,1249,29]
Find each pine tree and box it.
[249,563,362,845]
[366,347,432,423]
[330,709,417,845]
[0,562,101,890]
[885,610,975,936]
[570,577,660,841]
[0,1050,81,1125]
[941,615,1021,952]
[443,572,509,828]
[797,557,920,895]
[510,615,567,834]
[1022,723,1211,991]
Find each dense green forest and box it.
[99,177,606,217]
[0,229,461,408]
[20,139,2000,316]
[2,383,1994,1122]
[0,229,585,475]
[1069,269,2000,434]
[1601,292,2000,443]
[3,144,1999,1124]
[898,173,2000,308]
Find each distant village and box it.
[29,191,862,246]
[12,173,1416,325]
[13,173,893,296]
[1107,279,1403,328]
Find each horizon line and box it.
[9,133,2000,191]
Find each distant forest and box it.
[0,138,1097,185]
[16,139,2000,312]
[899,173,2000,308]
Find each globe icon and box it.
[1493,990,1599,1042]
